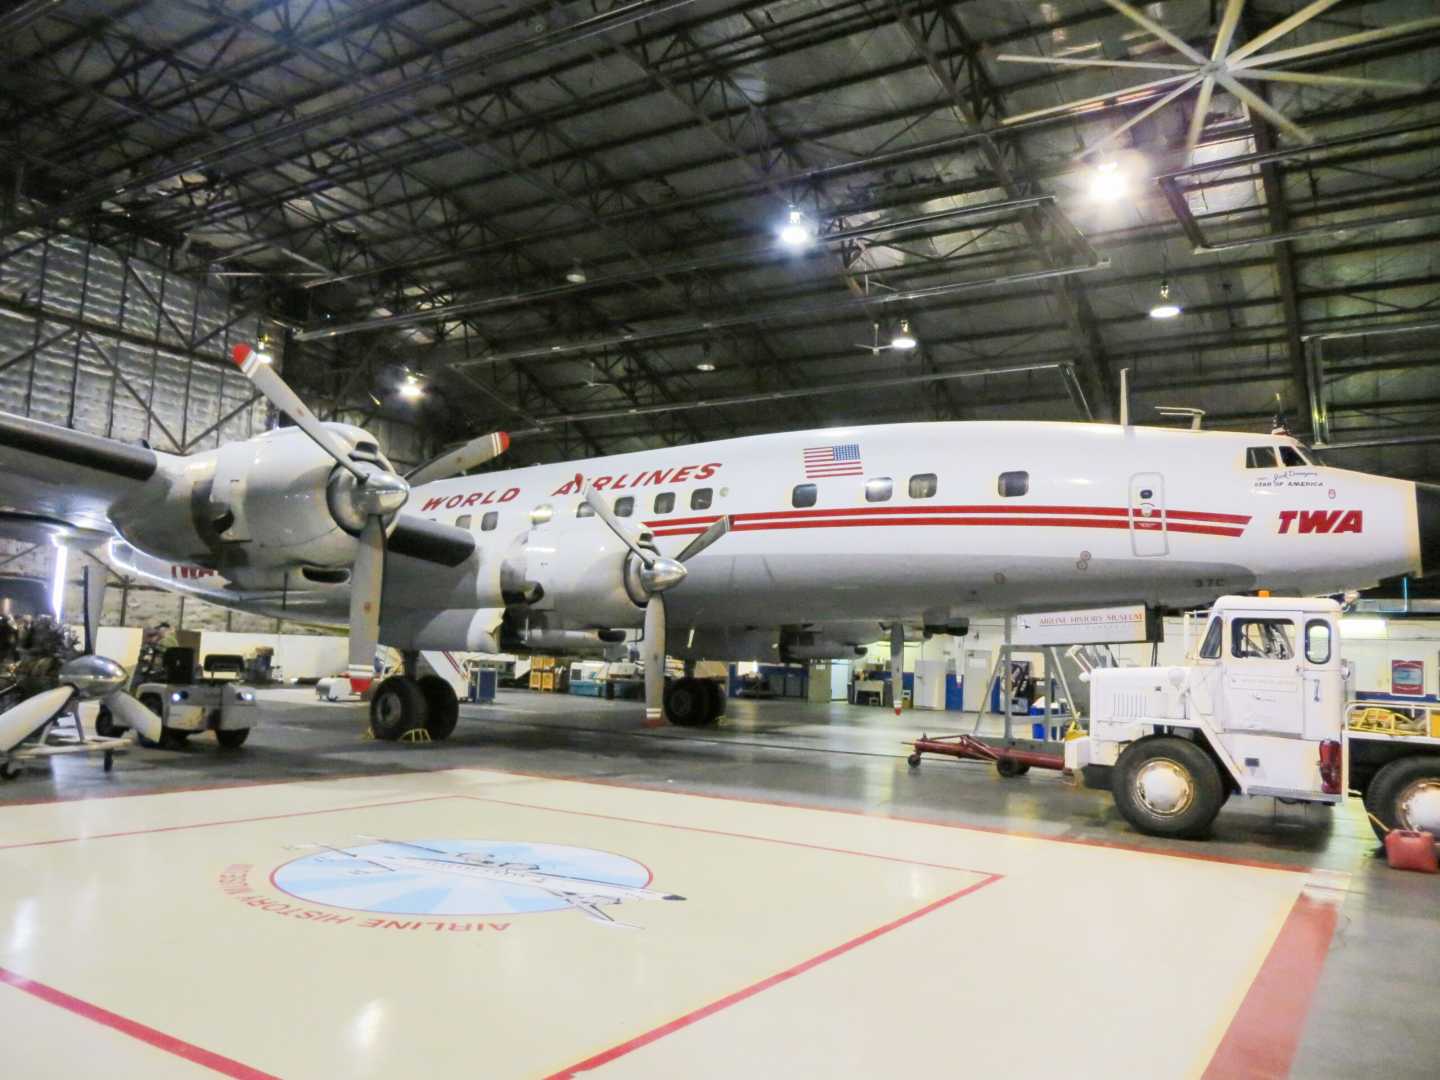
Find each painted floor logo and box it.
[267,838,685,928]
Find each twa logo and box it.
[1277,509,1363,534]
[170,565,215,579]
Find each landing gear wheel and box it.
[907,753,922,768]
[416,675,459,741]
[94,705,122,738]
[1364,757,1440,841]
[664,677,717,728]
[215,728,250,749]
[136,694,165,748]
[996,758,1031,778]
[370,676,428,741]
[1112,736,1225,839]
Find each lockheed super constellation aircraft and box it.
[1,343,1436,738]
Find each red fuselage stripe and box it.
[646,504,1250,529]
[649,518,1245,538]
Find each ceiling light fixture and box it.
[398,373,425,400]
[564,260,587,285]
[890,319,918,350]
[1088,159,1129,202]
[1149,281,1182,319]
[777,207,815,250]
[695,362,716,372]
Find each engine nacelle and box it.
[499,520,644,629]
[383,608,504,653]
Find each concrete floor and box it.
[1,689,1435,1078]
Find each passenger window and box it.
[1198,617,1222,660]
[614,496,634,518]
[909,473,937,499]
[1231,618,1295,660]
[1305,620,1332,665]
[792,483,817,508]
[865,478,893,503]
[454,514,472,530]
[530,504,553,525]
[1246,447,1278,469]
[691,487,713,510]
[653,492,675,514]
[1279,446,1308,467]
[997,471,1029,498]
[481,511,498,531]
[577,502,595,518]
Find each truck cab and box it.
[1068,596,1440,839]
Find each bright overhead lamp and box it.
[50,543,68,620]
[695,361,716,372]
[777,207,815,250]
[1149,281,1181,320]
[398,373,424,400]
[564,260,588,285]
[1088,160,1129,202]
[889,319,918,350]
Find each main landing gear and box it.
[369,658,460,742]
[663,677,724,728]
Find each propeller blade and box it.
[583,486,655,567]
[347,515,386,695]
[643,596,666,725]
[0,687,75,753]
[82,563,106,656]
[675,515,732,563]
[102,689,163,744]
[230,344,367,481]
[406,431,510,486]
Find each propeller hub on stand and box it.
[58,655,127,699]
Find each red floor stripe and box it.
[545,874,1003,1078]
[0,967,278,1079]
[1201,891,1341,1080]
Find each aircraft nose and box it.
[1416,482,1440,577]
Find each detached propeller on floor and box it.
[0,566,160,753]
[230,344,508,692]
[582,487,731,721]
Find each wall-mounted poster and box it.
[1391,660,1425,697]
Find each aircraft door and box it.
[1222,614,1303,736]
[1128,472,1168,556]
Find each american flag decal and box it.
[803,443,863,478]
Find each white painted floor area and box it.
[1,768,1332,1079]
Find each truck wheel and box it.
[370,676,427,741]
[996,758,1031,779]
[416,675,459,741]
[664,678,716,727]
[94,705,122,738]
[160,729,191,751]
[215,728,250,749]
[1364,757,1440,841]
[1113,736,1225,839]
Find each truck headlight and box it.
[237,691,255,703]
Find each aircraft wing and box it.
[0,409,166,542]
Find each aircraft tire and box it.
[370,676,427,740]
[665,677,717,728]
[417,675,459,741]
[1112,736,1224,839]
[1364,757,1440,841]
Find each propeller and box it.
[75,564,163,743]
[231,343,411,693]
[405,431,510,486]
[580,486,732,722]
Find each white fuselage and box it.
[114,421,1423,652]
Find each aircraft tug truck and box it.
[1065,596,1440,840]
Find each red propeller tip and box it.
[498,432,510,451]
[231,343,252,366]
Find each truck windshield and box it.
[1231,618,1295,660]
[1198,617,1222,659]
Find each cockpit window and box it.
[1279,446,1310,467]
[1231,618,1295,660]
[1245,447,1279,469]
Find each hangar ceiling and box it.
[3,0,1440,480]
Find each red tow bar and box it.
[908,733,1065,772]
